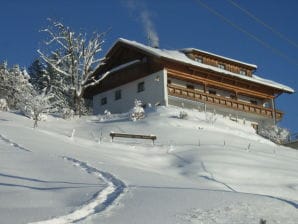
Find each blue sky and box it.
[1,0,297,133]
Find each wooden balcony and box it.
[168,84,283,120]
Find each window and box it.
[209,90,217,95]
[239,70,246,76]
[218,63,225,70]
[195,57,203,63]
[230,94,237,100]
[263,102,270,108]
[115,90,122,100]
[250,100,258,105]
[101,97,107,105]
[186,84,194,90]
[137,82,145,92]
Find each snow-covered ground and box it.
[0,107,297,224]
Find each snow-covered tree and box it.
[205,109,217,125]
[258,124,290,144]
[38,19,107,116]
[0,62,33,109]
[0,61,9,99]
[18,87,56,128]
[0,99,9,111]
[28,59,49,93]
[179,111,188,119]
[129,99,145,121]
[29,57,79,116]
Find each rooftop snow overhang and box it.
[105,38,295,94]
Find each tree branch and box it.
[37,49,71,77]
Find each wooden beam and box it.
[186,66,275,95]
[167,68,274,99]
[168,84,283,120]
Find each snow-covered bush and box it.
[129,99,145,121]
[61,108,75,119]
[179,111,188,119]
[18,104,34,118]
[0,99,9,111]
[205,110,217,124]
[98,110,112,122]
[19,103,49,128]
[19,106,48,121]
[17,87,56,127]
[39,113,48,121]
[103,110,112,120]
[258,124,290,144]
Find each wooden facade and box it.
[167,84,283,120]
[183,49,256,77]
[85,38,293,124]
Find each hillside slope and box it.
[0,107,297,224]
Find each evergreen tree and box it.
[46,60,72,113]
[29,57,72,114]
[28,59,49,93]
[0,63,33,109]
[0,61,9,99]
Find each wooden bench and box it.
[110,132,157,144]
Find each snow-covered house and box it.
[84,38,294,127]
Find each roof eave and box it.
[104,38,295,95]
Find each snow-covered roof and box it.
[114,38,294,93]
[181,48,257,69]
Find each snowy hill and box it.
[0,107,297,224]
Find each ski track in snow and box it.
[0,133,31,152]
[30,157,126,224]
[170,151,298,209]
[197,156,298,209]
[169,151,236,192]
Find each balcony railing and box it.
[167,84,283,120]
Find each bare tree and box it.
[38,19,107,116]
[18,87,57,128]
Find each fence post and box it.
[70,129,76,139]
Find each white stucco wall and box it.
[93,68,273,126]
[93,70,168,114]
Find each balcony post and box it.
[203,83,207,93]
[271,98,276,125]
[235,91,238,100]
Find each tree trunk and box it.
[33,114,38,128]
[73,94,82,117]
